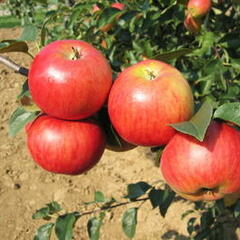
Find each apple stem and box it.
[71,47,82,60]
[0,55,29,76]
[146,69,157,80]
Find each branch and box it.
[81,197,149,217]
[0,55,29,77]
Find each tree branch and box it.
[0,55,29,77]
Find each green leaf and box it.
[94,191,105,203]
[154,48,194,61]
[17,80,30,99]
[125,182,152,200]
[193,31,216,56]
[0,16,21,28]
[148,188,162,209]
[19,25,38,41]
[170,100,213,141]
[8,107,39,137]
[122,208,138,239]
[158,189,175,217]
[55,213,80,240]
[34,223,54,240]
[213,102,240,127]
[200,211,214,229]
[187,217,197,235]
[98,8,123,28]
[32,201,62,219]
[234,200,240,218]
[87,212,105,240]
[0,40,29,53]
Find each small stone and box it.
[14,183,21,189]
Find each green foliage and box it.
[171,100,213,141]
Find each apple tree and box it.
[1,0,240,239]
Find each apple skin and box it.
[108,59,194,147]
[29,40,112,120]
[98,106,136,152]
[26,115,106,175]
[187,0,212,18]
[160,121,240,201]
[184,14,202,33]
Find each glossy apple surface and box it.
[98,106,136,152]
[187,0,212,18]
[108,59,194,147]
[26,115,106,175]
[160,121,240,201]
[29,40,112,120]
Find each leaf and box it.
[8,107,40,137]
[181,210,195,220]
[158,189,175,217]
[170,100,213,141]
[200,211,214,229]
[19,25,38,41]
[94,191,105,203]
[98,8,123,28]
[87,212,105,240]
[55,212,80,240]
[154,48,194,61]
[0,40,28,53]
[32,201,62,220]
[125,182,152,200]
[187,217,197,235]
[234,200,240,218]
[17,80,30,99]
[148,188,162,209]
[34,223,54,240]
[122,208,138,239]
[213,102,240,127]
[0,16,21,28]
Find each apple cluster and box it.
[184,0,212,33]
[26,39,194,176]
[26,37,240,203]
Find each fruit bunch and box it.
[26,38,195,176]
[184,0,212,33]
[26,40,112,175]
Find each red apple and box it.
[108,59,194,147]
[187,0,212,18]
[160,121,240,201]
[111,2,125,10]
[98,106,136,152]
[29,40,112,120]
[184,14,202,33]
[26,115,106,175]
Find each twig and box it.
[0,55,29,77]
[80,197,149,217]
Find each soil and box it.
[0,28,239,240]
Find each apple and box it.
[98,106,136,152]
[184,14,202,33]
[108,59,194,147]
[160,120,240,201]
[28,40,112,120]
[26,115,106,175]
[111,2,125,10]
[187,0,212,18]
